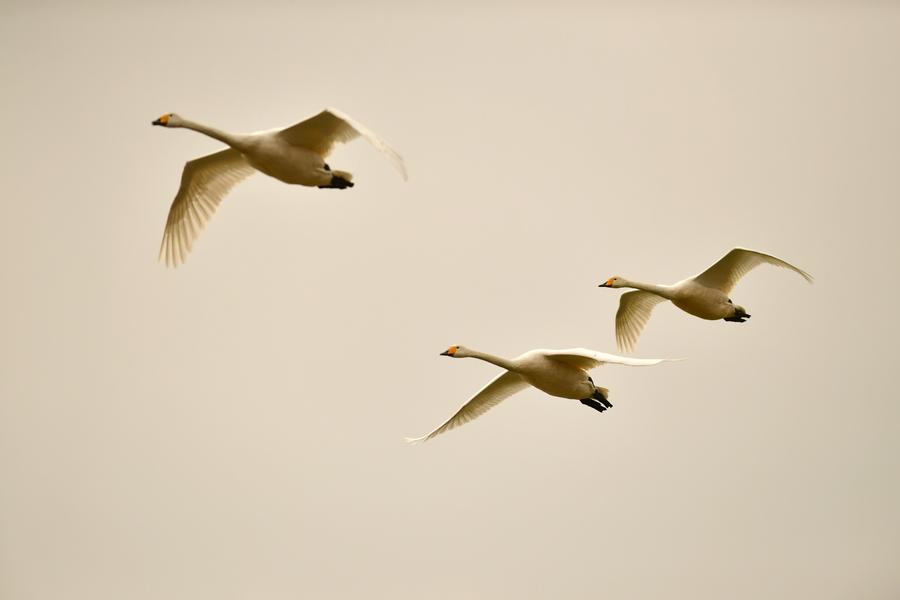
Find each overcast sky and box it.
[1,2,899,599]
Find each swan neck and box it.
[180,118,240,147]
[466,349,516,371]
[623,279,673,298]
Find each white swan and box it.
[599,248,813,352]
[407,345,676,443]
[151,108,407,267]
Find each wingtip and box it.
[405,435,428,445]
[158,248,181,269]
[391,155,409,181]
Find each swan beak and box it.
[151,118,164,126]
[598,277,615,288]
[152,114,170,127]
[440,350,451,356]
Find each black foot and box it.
[580,398,608,413]
[591,388,612,408]
[724,315,751,323]
[331,175,354,189]
[593,396,612,409]
[317,175,354,189]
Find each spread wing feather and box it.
[406,372,529,443]
[542,348,673,370]
[615,291,667,353]
[277,108,407,180]
[158,148,256,268]
[692,248,813,295]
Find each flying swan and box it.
[407,345,676,443]
[598,248,813,352]
[151,108,407,267]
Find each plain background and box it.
[2,2,898,599]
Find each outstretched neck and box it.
[465,349,516,371]
[620,279,675,299]
[178,118,243,148]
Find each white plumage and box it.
[599,248,813,352]
[152,108,407,267]
[407,345,676,443]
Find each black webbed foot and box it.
[580,398,608,413]
[724,315,750,323]
[318,173,354,189]
[591,388,612,408]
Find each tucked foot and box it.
[724,306,751,323]
[317,174,355,189]
[580,398,608,413]
[594,396,613,409]
[724,314,751,323]
[591,387,612,408]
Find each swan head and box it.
[440,345,469,358]
[151,112,184,127]
[598,276,626,289]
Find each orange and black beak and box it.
[598,278,614,288]
[152,114,169,127]
[440,345,458,357]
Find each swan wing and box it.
[615,291,668,353]
[543,348,674,370]
[692,248,813,295]
[277,108,407,180]
[159,148,256,268]
[406,371,529,443]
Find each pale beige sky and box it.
[1,2,899,599]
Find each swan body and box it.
[151,108,407,267]
[599,248,813,352]
[407,345,676,443]
[239,137,331,186]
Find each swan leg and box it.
[580,398,609,413]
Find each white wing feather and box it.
[542,348,674,370]
[615,291,667,353]
[277,108,407,180]
[158,148,256,268]
[692,247,813,295]
[406,371,529,443]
